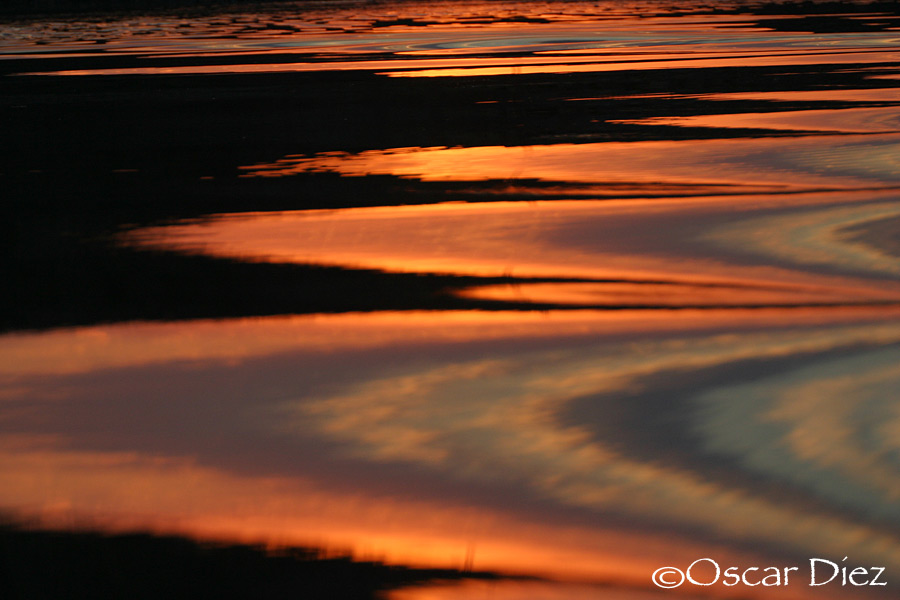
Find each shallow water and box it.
[3,1,900,598]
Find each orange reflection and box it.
[611,106,900,134]
[236,137,900,190]
[23,54,619,77]
[123,192,900,308]
[694,87,900,103]
[0,436,668,582]
[5,314,900,595]
[26,48,900,78]
[456,280,877,307]
[0,447,855,600]
[4,433,845,595]
[8,5,900,597]
[383,50,900,77]
[8,308,900,378]
[4,312,900,598]
[572,87,900,103]
[388,579,837,600]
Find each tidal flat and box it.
[2,1,900,598]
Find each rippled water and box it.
[3,1,900,598]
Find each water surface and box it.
[3,1,900,598]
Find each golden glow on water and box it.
[383,50,900,77]
[0,436,666,581]
[455,280,869,306]
[692,88,900,103]
[0,438,856,599]
[387,579,835,600]
[236,137,900,190]
[3,310,900,596]
[8,308,900,377]
[26,49,900,77]
[124,192,900,308]
[611,106,900,134]
[6,3,900,597]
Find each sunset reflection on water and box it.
[4,0,900,598]
[125,192,900,307]
[3,308,900,598]
[237,136,900,190]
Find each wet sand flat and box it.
[3,1,900,599]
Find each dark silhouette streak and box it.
[0,519,509,600]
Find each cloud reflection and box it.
[278,319,900,572]
[3,309,900,590]
[236,137,900,191]
[124,192,900,308]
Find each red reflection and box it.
[235,138,897,191]
[5,307,900,596]
[0,434,758,585]
[9,308,900,378]
[123,193,900,309]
